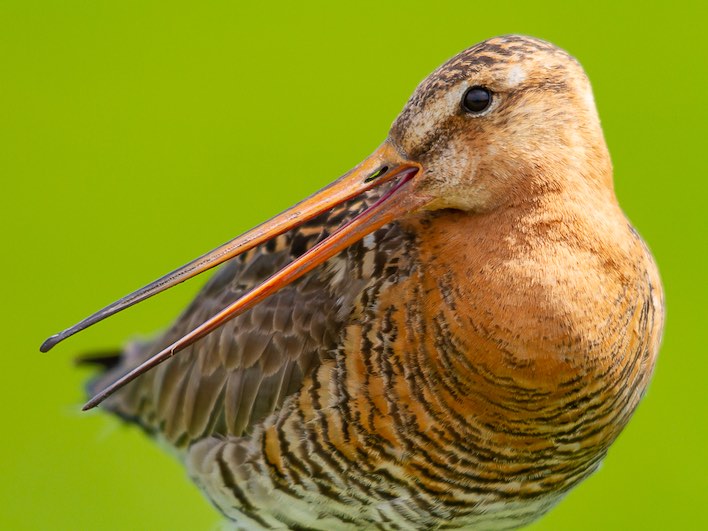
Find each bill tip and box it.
[82,399,98,411]
[40,335,61,353]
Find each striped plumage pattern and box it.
[87,35,664,529]
[89,196,379,447]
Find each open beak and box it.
[41,141,428,409]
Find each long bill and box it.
[40,141,430,409]
[40,141,419,353]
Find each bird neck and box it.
[400,187,644,392]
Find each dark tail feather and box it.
[75,350,123,371]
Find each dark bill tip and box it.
[40,334,64,353]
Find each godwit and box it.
[42,35,664,529]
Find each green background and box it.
[2,1,706,529]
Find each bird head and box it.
[389,35,613,213]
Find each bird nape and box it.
[43,35,664,530]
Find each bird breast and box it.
[364,203,663,494]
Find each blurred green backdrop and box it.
[2,1,706,530]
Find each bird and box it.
[42,35,664,530]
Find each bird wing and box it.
[88,195,379,449]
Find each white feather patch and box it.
[507,65,526,87]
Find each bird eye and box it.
[462,87,492,114]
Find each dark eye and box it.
[462,87,492,114]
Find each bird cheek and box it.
[409,169,443,200]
